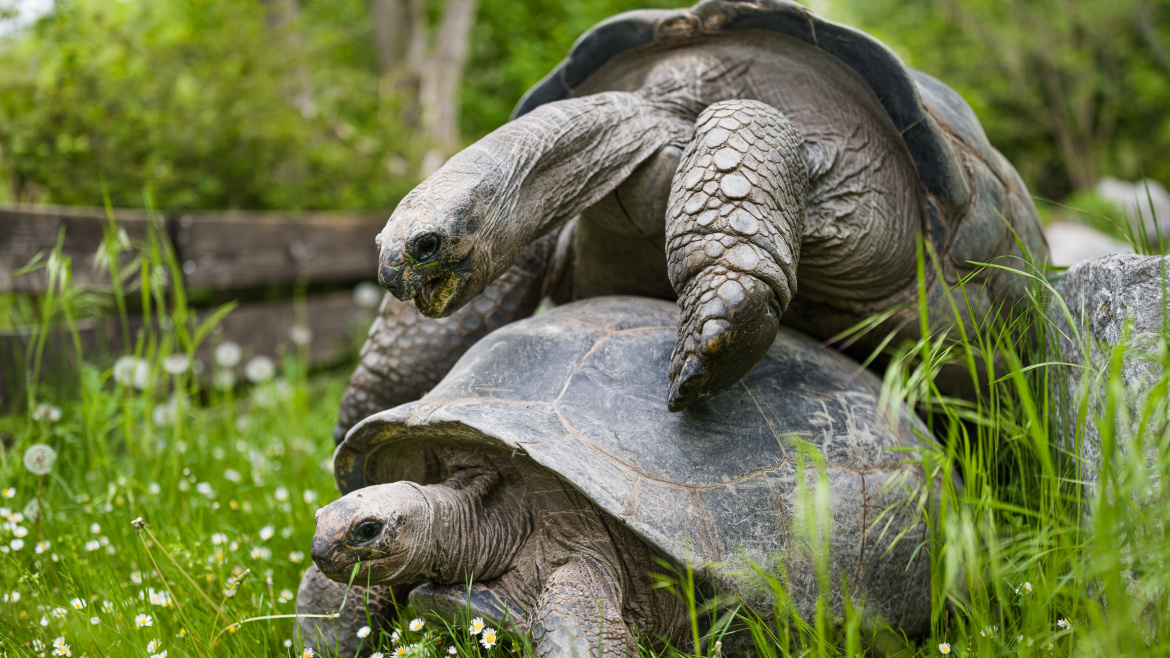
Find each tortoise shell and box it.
[513,0,1046,270]
[337,297,941,631]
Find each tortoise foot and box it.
[668,270,779,411]
[296,563,399,657]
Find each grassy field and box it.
[0,219,1167,658]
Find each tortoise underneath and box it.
[302,297,946,657]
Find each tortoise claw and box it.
[667,355,710,411]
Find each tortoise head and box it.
[375,160,510,318]
[310,483,433,585]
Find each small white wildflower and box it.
[33,403,63,423]
[215,342,243,368]
[357,625,371,639]
[162,354,190,375]
[245,355,276,382]
[275,486,290,501]
[224,468,242,483]
[448,647,457,655]
[480,628,499,650]
[302,489,317,504]
[278,589,293,603]
[249,546,271,560]
[135,613,153,627]
[102,600,114,612]
[980,625,997,638]
[938,643,951,655]
[391,630,401,643]
[196,482,214,497]
[1,488,13,498]
[113,356,150,389]
[23,444,58,475]
[259,525,274,540]
[151,652,167,658]
[214,370,237,390]
[393,648,409,658]
[371,653,386,658]
[148,482,162,495]
[35,540,50,553]
[4,591,19,602]
[131,571,143,584]
[147,639,161,652]
[10,538,24,551]
[302,649,315,658]
[70,597,87,610]
[84,539,100,551]
[211,532,228,545]
[90,522,101,534]
[1057,618,1072,630]
[90,615,100,625]
[469,617,485,635]
[12,525,28,538]
[409,618,424,632]
[51,606,67,618]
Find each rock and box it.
[1047,254,1169,493]
[1095,176,1170,244]
[1044,221,1132,267]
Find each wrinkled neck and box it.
[443,91,692,283]
[417,467,531,584]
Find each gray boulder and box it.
[1044,221,1132,267]
[1048,254,1169,494]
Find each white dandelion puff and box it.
[244,355,276,383]
[354,281,383,309]
[289,325,313,345]
[162,354,190,375]
[23,444,57,475]
[148,483,162,495]
[215,342,243,368]
[113,356,150,389]
[33,404,63,423]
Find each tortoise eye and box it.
[349,519,383,544]
[412,234,441,262]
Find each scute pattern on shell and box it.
[338,297,941,634]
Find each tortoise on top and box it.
[337,0,1048,438]
[301,297,944,657]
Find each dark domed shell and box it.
[337,297,939,631]
[512,0,972,213]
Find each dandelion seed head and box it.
[215,342,243,368]
[245,355,276,383]
[23,444,58,475]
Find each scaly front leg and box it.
[529,557,635,658]
[665,100,809,410]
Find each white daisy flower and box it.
[13,525,28,538]
[90,522,101,534]
[90,616,100,625]
[448,647,457,655]
[1057,618,1072,630]
[53,637,67,650]
[938,643,951,655]
[279,589,294,603]
[135,613,153,627]
[259,525,274,540]
[469,617,485,635]
[224,469,242,483]
[51,606,67,618]
[84,540,101,551]
[480,628,498,649]
[69,597,87,610]
[9,538,24,551]
[1,488,15,498]
[23,444,58,475]
[409,618,424,632]
[35,540,50,553]
[152,652,167,658]
[102,600,114,612]
[148,483,162,495]
[303,489,318,504]
[302,649,315,658]
[249,546,271,560]
[215,342,243,368]
[357,625,371,638]
[289,550,305,563]
[131,571,144,584]
[393,647,409,658]
[370,654,385,658]
[275,487,290,501]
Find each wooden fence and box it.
[0,204,387,410]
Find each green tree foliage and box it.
[836,0,1170,200]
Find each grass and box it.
[0,212,1167,658]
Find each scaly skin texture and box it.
[334,232,557,443]
[309,452,686,658]
[665,100,807,410]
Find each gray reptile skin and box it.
[334,232,557,443]
[357,0,1048,418]
[665,100,807,409]
[304,297,947,657]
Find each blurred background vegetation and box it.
[0,0,1165,214]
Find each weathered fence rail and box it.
[0,204,387,409]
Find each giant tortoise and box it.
[336,0,1050,439]
[300,297,945,657]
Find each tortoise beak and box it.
[377,243,411,300]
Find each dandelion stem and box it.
[210,612,341,646]
[136,527,211,658]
